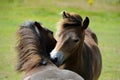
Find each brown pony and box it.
[16,21,84,80]
[50,11,102,80]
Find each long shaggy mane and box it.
[16,21,42,71]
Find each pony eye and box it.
[73,39,79,43]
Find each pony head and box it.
[16,21,56,71]
[50,11,89,66]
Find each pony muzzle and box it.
[50,50,64,67]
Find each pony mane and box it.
[58,12,83,29]
[16,21,43,71]
[56,12,83,39]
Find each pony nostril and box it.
[54,57,58,62]
[50,57,58,63]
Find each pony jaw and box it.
[50,49,64,67]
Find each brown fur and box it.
[16,21,84,80]
[50,11,102,80]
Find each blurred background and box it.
[0,0,120,80]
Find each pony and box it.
[50,11,102,80]
[16,21,84,80]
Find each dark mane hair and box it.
[56,12,84,39]
[16,21,46,71]
[58,12,83,29]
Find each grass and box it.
[0,0,120,80]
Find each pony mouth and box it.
[56,57,64,67]
[50,50,64,67]
[50,55,64,67]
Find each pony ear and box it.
[62,11,70,19]
[34,21,42,30]
[82,17,89,29]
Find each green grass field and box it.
[0,0,120,80]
